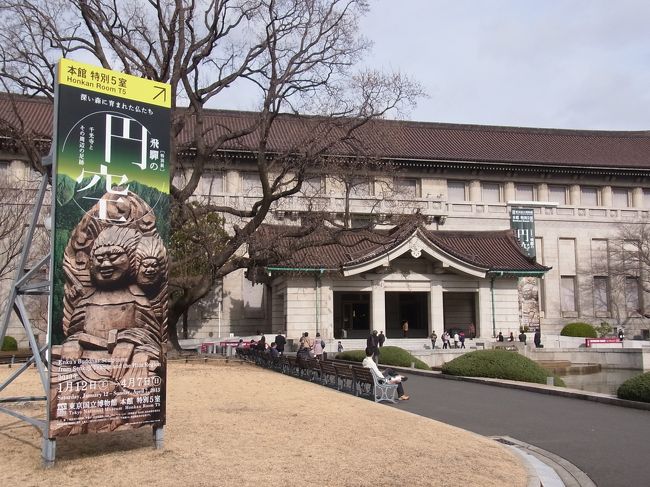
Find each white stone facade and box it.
[3,130,650,345]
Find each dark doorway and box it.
[333,292,371,339]
[385,292,429,338]
[443,292,477,338]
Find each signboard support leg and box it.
[153,425,164,449]
[0,171,54,464]
[42,437,56,467]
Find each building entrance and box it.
[443,292,477,338]
[385,292,429,338]
[333,292,370,339]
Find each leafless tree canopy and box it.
[0,0,424,345]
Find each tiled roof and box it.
[251,223,549,274]
[2,93,650,170]
[422,229,547,272]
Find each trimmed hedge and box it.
[336,346,430,370]
[617,372,650,403]
[560,322,597,338]
[1,336,18,351]
[441,349,565,386]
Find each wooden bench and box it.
[319,361,339,388]
[351,366,399,403]
[333,363,355,393]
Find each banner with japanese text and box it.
[48,59,170,438]
[510,207,536,258]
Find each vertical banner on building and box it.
[510,207,536,258]
[48,59,171,438]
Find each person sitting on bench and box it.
[361,347,409,401]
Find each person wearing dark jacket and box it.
[378,331,386,347]
[366,330,380,363]
[274,333,286,355]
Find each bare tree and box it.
[0,0,423,347]
[606,221,650,335]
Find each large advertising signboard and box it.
[48,59,170,438]
[510,207,536,258]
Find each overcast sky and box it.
[217,1,650,130]
[358,0,650,130]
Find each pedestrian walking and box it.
[401,320,409,338]
[459,331,465,349]
[430,331,437,349]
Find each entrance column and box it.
[430,283,444,337]
[371,280,385,333]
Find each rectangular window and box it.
[625,277,640,315]
[593,277,609,314]
[198,170,224,195]
[172,170,187,189]
[395,178,421,197]
[515,184,535,201]
[349,177,373,197]
[447,181,467,202]
[242,172,262,194]
[301,176,324,196]
[560,276,576,312]
[482,182,502,203]
[350,215,373,228]
[590,239,608,275]
[581,186,599,206]
[548,185,567,205]
[558,238,577,275]
[612,187,630,208]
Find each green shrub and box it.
[560,322,598,338]
[441,349,565,386]
[335,349,366,362]
[1,336,18,351]
[617,372,650,403]
[336,346,430,370]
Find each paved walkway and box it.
[393,374,650,487]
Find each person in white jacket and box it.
[361,347,409,400]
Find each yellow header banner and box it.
[58,58,171,108]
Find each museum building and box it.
[1,94,650,343]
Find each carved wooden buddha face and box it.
[91,244,131,287]
[137,257,162,286]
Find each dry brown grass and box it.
[0,361,527,487]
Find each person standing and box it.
[430,331,438,350]
[459,331,465,349]
[453,332,459,349]
[401,320,409,338]
[274,332,286,356]
[534,329,542,348]
[618,329,624,342]
[378,331,386,348]
[442,331,450,349]
[366,330,380,363]
[313,332,325,360]
[337,341,344,353]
